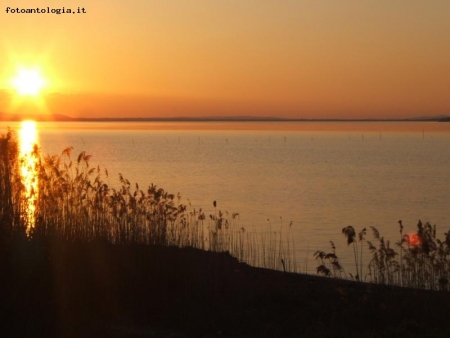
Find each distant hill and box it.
[0,113,73,122]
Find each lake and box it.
[4,121,450,275]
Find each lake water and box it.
[4,121,450,274]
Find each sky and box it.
[1,0,449,119]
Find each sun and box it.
[12,68,46,96]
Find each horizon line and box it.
[1,113,450,123]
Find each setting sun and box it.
[12,68,46,96]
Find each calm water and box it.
[5,121,450,273]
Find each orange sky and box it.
[1,0,449,119]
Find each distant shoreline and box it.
[1,114,450,123]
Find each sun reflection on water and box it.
[19,121,39,236]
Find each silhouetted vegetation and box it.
[2,129,450,337]
[1,130,295,272]
[316,222,450,291]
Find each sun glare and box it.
[12,68,46,96]
[19,121,39,236]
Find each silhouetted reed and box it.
[0,129,23,236]
[316,221,450,291]
[0,130,296,272]
[314,241,345,278]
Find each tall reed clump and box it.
[316,221,450,291]
[342,226,366,281]
[0,130,297,273]
[0,129,26,237]
[0,131,13,231]
[0,131,15,235]
[34,146,215,247]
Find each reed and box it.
[314,241,345,278]
[0,129,23,236]
[0,130,297,273]
[317,221,450,291]
[6,129,447,290]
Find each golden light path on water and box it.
[19,121,39,236]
